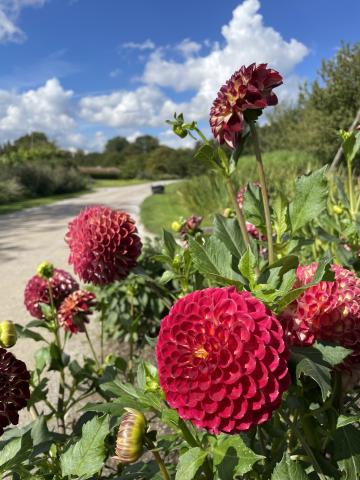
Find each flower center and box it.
[193,346,208,360]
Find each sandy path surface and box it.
[0,183,159,425]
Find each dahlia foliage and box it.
[3,64,360,480]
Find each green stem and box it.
[100,316,104,364]
[225,176,252,249]
[280,410,326,480]
[145,438,170,480]
[84,325,100,368]
[347,160,355,218]
[249,122,274,264]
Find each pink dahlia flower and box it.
[156,287,290,434]
[24,269,79,319]
[66,206,142,285]
[0,348,30,436]
[210,63,282,148]
[58,290,96,334]
[280,264,360,362]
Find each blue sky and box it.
[0,0,358,150]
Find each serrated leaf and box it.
[163,230,177,259]
[239,247,257,288]
[243,182,265,227]
[289,166,328,232]
[0,432,32,474]
[273,194,288,239]
[296,357,331,401]
[175,447,207,480]
[272,453,309,479]
[188,237,243,287]
[213,214,245,259]
[60,415,109,479]
[212,434,263,478]
[194,144,219,170]
[334,425,360,480]
[314,342,352,366]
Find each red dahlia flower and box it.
[280,264,360,362]
[0,348,30,436]
[210,63,282,148]
[156,287,290,434]
[58,290,96,334]
[66,206,142,285]
[24,269,79,319]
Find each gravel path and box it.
[0,182,157,372]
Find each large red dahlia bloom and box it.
[24,269,79,319]
[0,348,30,436]
[280,263,360,361]
[58,290,96,334]
[210,63,282,148]
[66,206,142,285]
[156,287,290,434]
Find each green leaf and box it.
[82,402,125,417]
[289,166,328,232]
[243,182,265,227]
[0,432,33,474]
[61,415,109,479]
[188,237,243,287]
[15,324,46,343]
[175,447,207,480]
[212,434,263,479]
[213,214,245,259]
[334,425,360,480]
[194,144,218,171]
[296,357,331,401]
[272,453,309,479]
[337,415,360,429]
[273,194,289,239]
[239,247,257,288]
[314,342,352,366]
[163,230,177,259]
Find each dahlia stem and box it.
[225,176,252,249]
[347,159,355,219]
[100,316,104,364]
[249,122,274,264]
[145,438,170,480]
[84,325,100,368]
[280,410,326,480]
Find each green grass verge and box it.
[92,178,149,188]
[0,179,150,215]
[140,182,192,236]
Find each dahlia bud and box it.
[172,254,182,268]
[113,408,147,464]
[223,208,233,218]
[171,221,182,233]
[0,320,17,348]
[36,261,54,279]
[173,125,188,138]
[332,205,343,215]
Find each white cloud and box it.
[121,39,155,51]
[80,0,309,135]
[176,38,202,58]
[126,130,142,142]
[159,129,196,149]
[0,0,47,43]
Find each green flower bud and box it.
[36,261,54,279]
[113,408,146,464]
[223,208,233,218]
[173,125,188,138]
[0,320,17,348]
[171,221,182,233]
[332,205,343,215]
[172,254,182,268]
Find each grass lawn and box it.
[140,182,192,236]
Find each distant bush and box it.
[78,166,121,179]
[0,178,25,204]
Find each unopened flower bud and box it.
[113,408,146,464]
[0,320,17,348]
[223,208,233,218]
[173,125,188,138]
[172,254,181,268]
[171,221,182,233]
[36,261,54,279]
[332,205,343,215]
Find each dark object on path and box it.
[151,184,165,194]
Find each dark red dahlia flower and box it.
[280,263,360,362]
[156,287,290,434]
[66,206,142,285]
[0,348,30,436]
[210,63,283,148]
[24,269,79,319]
[58,290,96,334]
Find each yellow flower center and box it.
[193,346,208,360]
